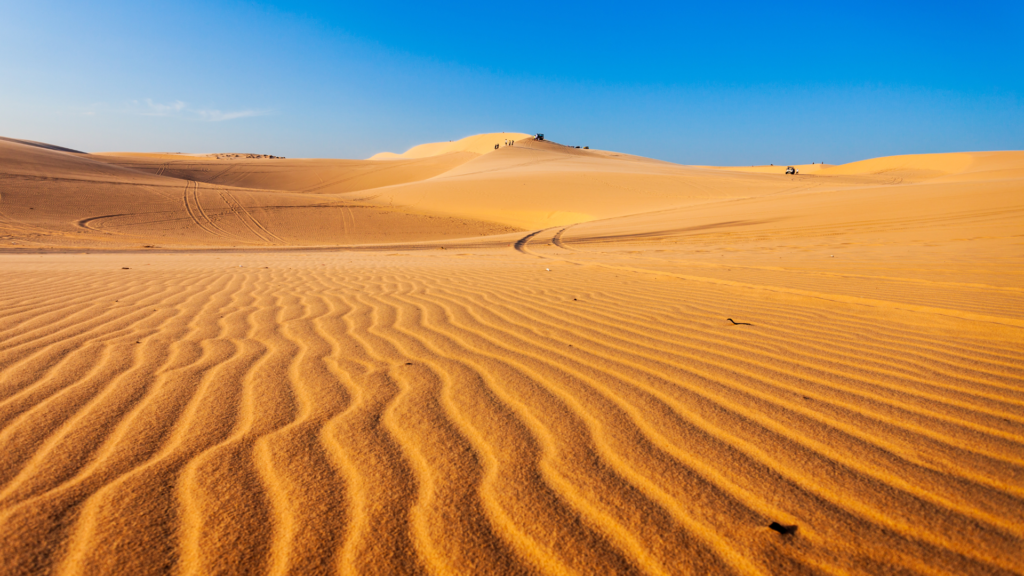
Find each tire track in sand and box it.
[219,190,287,244]
[181,180,243,243]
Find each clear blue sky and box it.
[2,1,1021,164]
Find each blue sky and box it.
[1,1,1021,164]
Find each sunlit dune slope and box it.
[819,150,1024,183]
[0,136,85,154]
[1,134,1023,575]
[548,150,1024,327]
[564,151,1024,250]
[345,139,903,230]
[369,132,533,159]
[0,137,168,184]
[2,135,1022,252]
[95,151,479,194]
[566,150,1024,247]
[701,163,833,175]
[0,245,1021,575]
[0,139,518,248]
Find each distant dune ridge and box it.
[368,132,535,159]
[1,133,1022,575]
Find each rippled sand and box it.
[1,135,1022,574]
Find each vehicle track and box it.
[181,181,242,242]
[512,228,555,255]
[218,191,286,244]
[75,215,129,232]
[552,226,579,252]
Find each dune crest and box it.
[369,132,534,160]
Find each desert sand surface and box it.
[369,132,535,160]
[1,134,1022,575]
[698,164,833,175]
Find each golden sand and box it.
[1,134,1022,575]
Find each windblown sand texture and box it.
[1,133,1023,575]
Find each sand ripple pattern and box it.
[0,253,1022,575]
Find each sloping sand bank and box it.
[1,246,1021,575]
[369,132,534,159]
[0,138,519,248]
[1,136,1022,574]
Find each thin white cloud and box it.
[194,108,269,122]
[127,99,269,121]
[142,99,187,116]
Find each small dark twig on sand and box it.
[727,318,753,326]
[769,522,798,535]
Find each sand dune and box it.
[0,139,518,248]
[0,136,86,155]
[95,151,480,194]
[1,134,1022,575]
[369,132,534,159]
[699,163,833,175]
[346,139,838,229]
